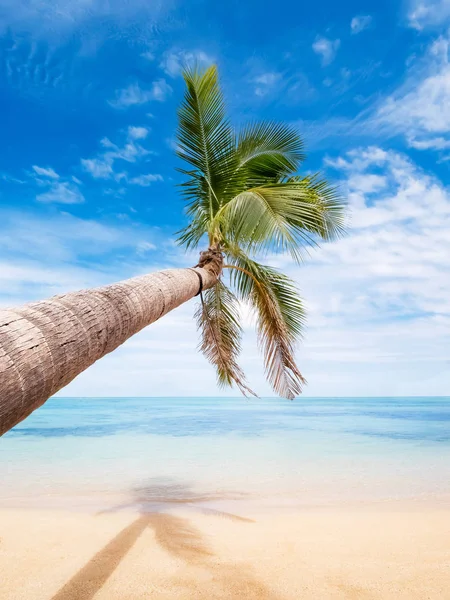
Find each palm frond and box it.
[225,248,306,399]
[284,174,347,241]
[236,121,305,182]
[217,177,345,261]
[215,121,305,206]
[177,65,234,220]
[176,208,210,249]
[195,281,256,396]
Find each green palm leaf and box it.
[217,177,345,261]
[225,248,307,399]
[236,121,305,181]
[177,65,234,230]
[195,281,256,396]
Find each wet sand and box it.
[1,503,450,599]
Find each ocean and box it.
[2,397,450,512]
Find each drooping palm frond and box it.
[216,177,345,262]
[195,280,256,396]
[225,248,307,399]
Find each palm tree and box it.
[0,65,345,436]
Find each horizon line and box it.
[54,395,450,399]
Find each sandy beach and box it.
[1,503,450,600]
[3,397,450,599]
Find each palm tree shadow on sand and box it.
[51,478,281,600]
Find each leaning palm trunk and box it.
[0,253,221,436]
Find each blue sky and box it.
[1,0,450,397]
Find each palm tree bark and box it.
[0,255,221,436]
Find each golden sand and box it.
[1,504,449,599]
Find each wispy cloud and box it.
[277,145,450,395]
[1,162,85,204]
[244,59,316,105]
[253,71,281,96]
[407,136,450,150]
[36,180,84,204]
[136,241,157,253]
[81,157,114,179]
[127,126,149,140]
[407,0,450,29]
[0,0,173,40]
[109,79,172,109]
[129,174,163,186]
[321,146,450,301]
[81,127,154,181]
[351,15,373,34]
[29,165,84,204]
[312,37,340,66]
[32,165,59,178]
[160,49,213,77]
[1,35,71,96]
[0,209,163,306]
[303,34,450,155]
[376,36,450,153]
[0,173,26,184]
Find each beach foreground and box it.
[1,504,449,599]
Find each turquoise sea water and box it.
[2,397,450,512]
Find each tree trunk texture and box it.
[0,263,219,436]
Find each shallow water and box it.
[2,397,450,511]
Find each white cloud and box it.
[151,78,172,101]
[127,126,149,140]
[345,173,387,194]
[253,71,281,96]
[136,241,157,253]
[141,50,155,61]
[312,37,340,66]
[281,146,450,395]
[408,136,450,150]
[81,127,152,180]
[32,165,59,179]
[351,15,373,34]
[109,79,172,108]
[160,49,213,78]
[0,173,26,184]
[129,173,163,186]
[407,0,450,29]
[254,72,280,85]
[0,210,162,306]
[322,146,450,283]
[376,36,450,152]
[81,158,113,179]
[4,163,84,204]
[36,180,84,204]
